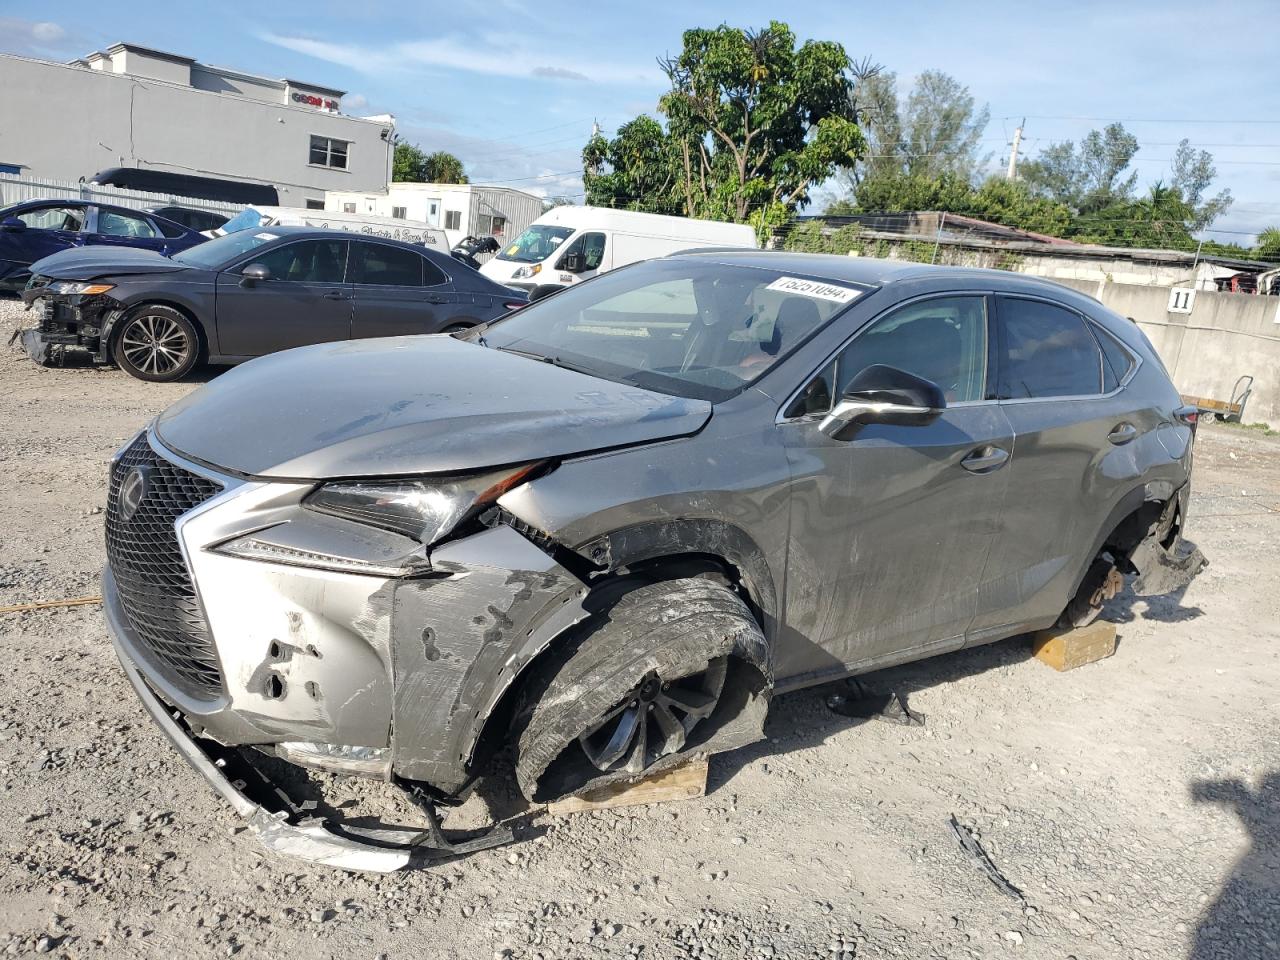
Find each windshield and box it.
[217,208,267,235]
[483,258,868,402]
[172,230,282,270]
[496,224,575,263]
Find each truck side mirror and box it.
[562,252,584,273]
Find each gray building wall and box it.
[0,51,394,207]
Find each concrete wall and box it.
[0,54,394,207]
[1055,278,1280,428]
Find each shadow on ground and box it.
[1190,771,1280,959]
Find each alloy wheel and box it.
[577,658,727,775]
[119,314,191,378]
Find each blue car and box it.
[0,199,207,292]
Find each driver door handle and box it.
[960,445,1009,473]
[422,293,451,304]
[1108,422,1138,445]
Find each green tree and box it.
[583,115,682,214]
[582,22,867,234]
[393,142,468,183]
[1256,226,1280,259]
[1020,123,1140,213]
[1171,138,1232,230]
[1070,182,1197,249]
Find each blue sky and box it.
[4,0,1278,242]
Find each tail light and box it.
[1174,405,1199,427]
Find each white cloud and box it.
[343,92,369,110]
[0,17,74,56]
[31,22,65,43]
[260,31,660,86]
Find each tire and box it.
[513,577,769,803]
[112,305,200,382]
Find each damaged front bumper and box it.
[14,290,119,365]
[107,567,520,871]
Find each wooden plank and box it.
[1031,621,1118,672]
[1181,394,1240,415]
[546,757,709,815]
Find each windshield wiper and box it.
[496,346,598,378]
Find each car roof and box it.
[671,248,1082,296]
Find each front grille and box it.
[106,434,224,696]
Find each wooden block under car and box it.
[1031,621,1118,672]
[546,757,709,815]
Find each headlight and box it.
[48,280,115,296]
[510,263,542,280]
[304,462,546,546]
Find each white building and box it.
[0,43,396,207]
[325,182,546,244]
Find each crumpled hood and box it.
[30,246,193,280]
[156,336,712,479]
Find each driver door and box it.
[554,231,607,286]
[776,294,1014,679]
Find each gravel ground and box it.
[1,298,1276,960]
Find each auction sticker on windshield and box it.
[765,277,860,304]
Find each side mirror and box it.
[562,252,584,273]
[240,262,272,287]
[819,364,946,440]
[1,217,27,232]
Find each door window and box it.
[997,297,1102,399]
[349,241,425,286]
[97,209,158,238]
[13,205,84,232]
[557,232,606,271]
[833,296,988,405]
[246,240,348,283]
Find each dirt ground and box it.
[1,297,1276,960]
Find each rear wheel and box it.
[113,306,199,382]
[513,577,769,802]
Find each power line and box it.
[1005,115,1280,125]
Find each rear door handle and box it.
[422,293,451,304]
[322,290,349,301]
[1108,422,1138,445]
[960,445,1009,473]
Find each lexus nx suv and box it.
[103,251,1204,870]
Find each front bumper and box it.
[15,290,120,364]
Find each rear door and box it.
[777,293,1014,679]
[213,238,352,356]
[89,207,171,255]
[0,203,87,265]
[970,294,1144,639]
[348,239,460,338]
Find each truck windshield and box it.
[484,258,869,402]
[218,208,266,235]
[496,225,575,263]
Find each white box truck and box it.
[210,206,451,254]
[479,206,757,298]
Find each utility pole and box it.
[1006,118,1025,180]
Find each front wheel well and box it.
[109,300,207,362]
[467,551,767,780]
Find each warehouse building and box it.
[325,182,546,244]
[0,43,395,207]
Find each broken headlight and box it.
[47,280,115,296]
[303,463,546,546]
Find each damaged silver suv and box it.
[105,251,1204,870]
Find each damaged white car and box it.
[104,252,1205,870]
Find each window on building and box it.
[343,203,357,214]
[491,215,507,237]
[96,209,159,239]
[305,199,326,210]
[444,210,461,231]
[309,135,350,170]
[997,297,1103,399]
[476,214,492,235]
[392,206,407,219]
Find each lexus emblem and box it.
[119,466,150,520]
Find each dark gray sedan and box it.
[20,227,527,381]
[103,251,1203,869]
